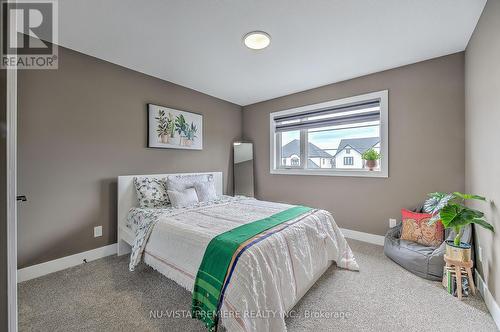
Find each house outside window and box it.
[270,90,388,177]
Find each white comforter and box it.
[127,196,358,332]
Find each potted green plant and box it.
[361,148,381,171]
[184,122,197,146]
[155,110,169,144]
[424,192,495,262]
[175,114,188,145]
[166,113,176,144]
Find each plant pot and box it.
[365,159,378,171]
[167,136,176,144]
[184,139,193,146]
[160,134,169,144]
[445,240,471,262]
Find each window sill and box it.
[270,168,388,178]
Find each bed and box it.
[117,172,358,332]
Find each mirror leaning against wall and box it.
[233,142,254,197]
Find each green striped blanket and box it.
[191,206,312,331]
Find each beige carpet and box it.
[18,240,498,331]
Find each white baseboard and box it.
[16,228,383,282]
[340,228,385,246]
[16,228,382,283]
[17,243,117,283]
[475,269,500,330]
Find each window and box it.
[279,130,301,168]
[270,90,388,177]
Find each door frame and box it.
[6,66,17,332]
[6,33,18,332]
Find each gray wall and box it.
[1,68,8,331]
[243,53,465,236]
[18,46,241,268]
[465,0,500,305]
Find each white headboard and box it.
[116,171,223,255]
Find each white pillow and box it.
[166,174,212,192]
[167,188,199,208]
[194,181,218,202]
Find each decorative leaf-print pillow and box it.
[133,177,169,208]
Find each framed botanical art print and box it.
[147,104,203,150]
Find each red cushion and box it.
[400,209,444,247]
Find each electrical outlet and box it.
[478,246,483,262]
[94,226,103,238]
[389,218,397,228]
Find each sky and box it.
[282,124,379,151]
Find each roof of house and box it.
[281,139,332,158]
[333,137,380,157]
[307,159,320,168]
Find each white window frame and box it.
[269,90,389,178]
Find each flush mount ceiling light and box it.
[243,31,271,50]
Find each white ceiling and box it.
[54,0,486,106]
